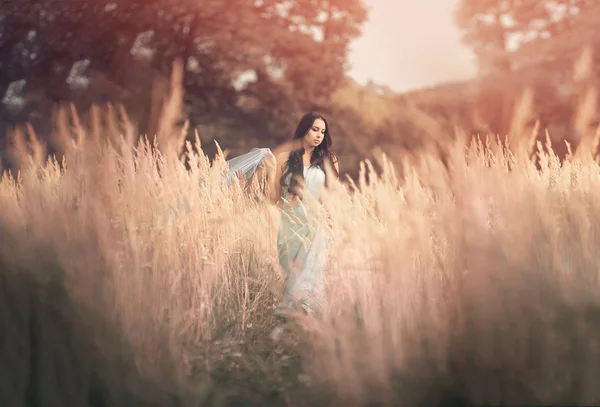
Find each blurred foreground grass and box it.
[3,77,600,406]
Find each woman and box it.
[269,112,340,317]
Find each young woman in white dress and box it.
[224,112,339,317]
[268,112,339,317]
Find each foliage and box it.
[454,0,600,74]
[454,0,600,140]
[0,0,367,140]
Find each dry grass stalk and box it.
[3,59,600,406]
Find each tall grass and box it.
[3,61,600,406]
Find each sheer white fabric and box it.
[164,147,274,222]
[224,147,275,186]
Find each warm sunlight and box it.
[349,0,477,92]
[2,1,600,406]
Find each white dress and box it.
[223,150,330,315]
[277,165,329,315]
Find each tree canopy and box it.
[455,0,600,75]
[454,0,600,141]
[0,0,367,141]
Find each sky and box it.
[347,0,478,93]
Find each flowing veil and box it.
[165,147,275,221]
[224,147,275,186]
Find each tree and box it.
[455,0,600,73]
[454,0,600,140]
[0,0,367,145]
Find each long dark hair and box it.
[280,112,338,198]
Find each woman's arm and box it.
[268,151,289,204]
[328,154,340,180]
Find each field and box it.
[2,86,600,406]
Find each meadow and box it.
[2,83,600,407]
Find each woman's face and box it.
[303,118,326,148]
